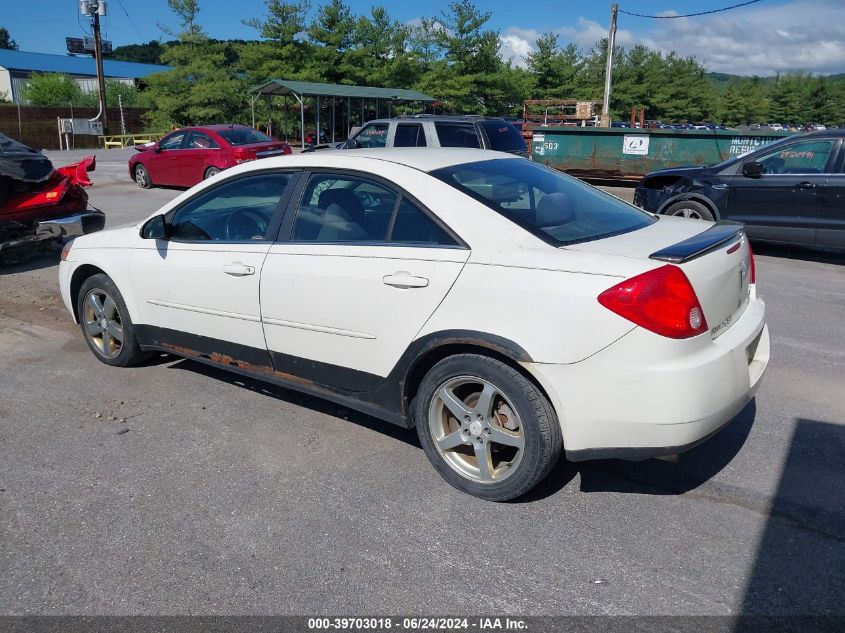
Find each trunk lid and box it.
[569,216,752,338]
[240,142,290,159]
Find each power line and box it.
[619,0,765,19]
[115,0,145,41]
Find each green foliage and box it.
[0,27,18,50]
[21,73,147,109]
[111,40,169,65]
[22,73,84,106]
[160,0,205,43]
[137,0,845,131]
[143,41,247,129]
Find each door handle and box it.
[383,272,429,289]
[797,181,817,190]
[223,262,255,276]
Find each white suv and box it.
[339,115,528,157]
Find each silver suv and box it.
[340,115,528,157]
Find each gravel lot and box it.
[1,149,843,616]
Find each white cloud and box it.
[640,0,845,75]
[498,18,637,68]
[501,0,845,75]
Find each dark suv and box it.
[634,130,845,248]
[340,115,528,157]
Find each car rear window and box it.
[478,120,527,153]
[431,158,655,246]
[217,128,272,146]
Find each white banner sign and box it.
[623,135,650,155]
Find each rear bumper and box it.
[0,211,105,252]
[526,295,770,461]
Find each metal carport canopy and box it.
[249,79,435,147]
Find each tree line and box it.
[6,0,845,131]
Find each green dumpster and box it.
[531,127,792,182]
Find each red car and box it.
[128,125,292,189]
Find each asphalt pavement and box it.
[0,149,843,617]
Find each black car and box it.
[634,130,845,248]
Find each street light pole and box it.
[600,3,618,128]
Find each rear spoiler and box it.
[650,221,744,264]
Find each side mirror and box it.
[141,214,168,240]
[344,138,358,150]
[742,161,764,178]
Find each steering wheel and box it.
[224,209,267,241]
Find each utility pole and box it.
[80,0,109,132]
[600,3,618,128]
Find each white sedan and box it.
[59,149,770,500]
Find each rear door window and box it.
[434,122,481,149]
[291,173,396,242]
[187,131,220,149]
[389,198,456,246]
[394,123,427,147]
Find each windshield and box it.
[218,128,273,146]
[431,159,655,246]
[478,120,527,153]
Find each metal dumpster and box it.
[531,127,792,182]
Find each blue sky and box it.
[2,0,844,75]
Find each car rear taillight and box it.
[748,242,756,284]
[233,149,254,164]
[598,264,708,339]
[60,239,74,261]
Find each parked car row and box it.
[612,121,729,130]
[129,117,528,189]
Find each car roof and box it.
[364,115,508,124]
[244,147,515,174]
[185,124,254,131]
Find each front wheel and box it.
[414,354,562,501]
[78,274,150,367]
[664,199,715,221]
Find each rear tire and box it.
[78,273,150,367]
[414,354,562,501]
[204,167,221,180]
[664,199,715,221]
[134,164,152,189]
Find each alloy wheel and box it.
[82,288,124,359]
[672,207,704,219]
[428,376,525,484]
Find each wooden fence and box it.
[0,105,150,150]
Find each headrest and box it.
[536,192,574,226]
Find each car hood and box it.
[642,165,708,180]
[71,224,139,250]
